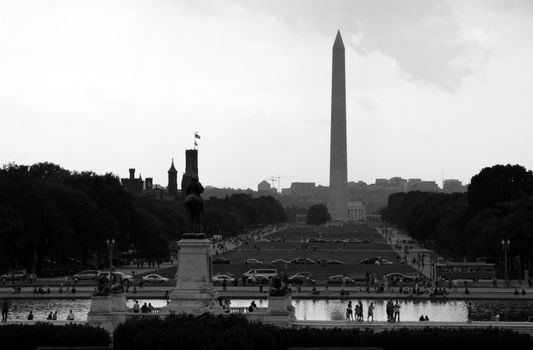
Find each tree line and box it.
[381,164,533,276]
[0,162,286,274]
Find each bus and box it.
[435,262,495,282]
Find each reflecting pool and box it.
[4,298,532,322]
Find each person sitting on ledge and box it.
[424,315,429,321]
[419,315,425,321]
[27,311,34,320]
[464,287,470,295]
[312,286,319,295]
[141,302,149,313]
[514,288,520,295]
[522,289,527,295]
[67,310,75,321]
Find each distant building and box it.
[347,201,366,221]
[121,168,143,195]
[145,177,153,190]
[181,149,198,193]
[407,178,439,192]
[443,179,466,193]
[290,182,316,197]
[167,159,178,195]
[258,180,271,192]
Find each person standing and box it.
[394,301,401,322]
[2,299,9,322]
[133,300,140,313]
[467,302,473,323]
[367,302,374,322]
[358,301,364,321]
[346,301,353,321]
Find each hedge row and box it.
[113,314,533,350]
[0,322,110,350]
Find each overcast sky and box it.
[1,0,532,190]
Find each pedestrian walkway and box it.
[376,226,438,279]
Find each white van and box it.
[242,268,278,280]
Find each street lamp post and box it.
[106,238,115,272]
[501,239,511,288]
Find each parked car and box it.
[72,270,99,282]
[360,256,393,265]
[349,273,367,282]
[243,268,278,284]
[328,275,355,285]
[142,274,170,284]
[405,272,423,281]
[247,275,272,284]
[287,274,315,285]
[270,259,291,264]
[212,256,230,264]
[325,259,345,265]
[245,258,264,265]
[384,273,415,283]
[98,271,133,284]
[212,273,235,285]
[0,270,27,282]
[290,257,316,265]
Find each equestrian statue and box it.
[184,176,204,233]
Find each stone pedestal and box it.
[162,233,223,315]
[87,294,128,334]
[246,295,296,327]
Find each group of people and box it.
[247,300,258,312]
[132,300,157,313]
[346,301,375,321]
[26,309,75,321]
[385,301,401,322]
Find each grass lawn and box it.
[211,223,420,284]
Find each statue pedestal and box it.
[246,295,296,327]
[87,294,127,333]
[162,233,223,315]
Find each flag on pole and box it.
[195,133,201,139]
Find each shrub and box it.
[0,322,110,350]
[114,313,533,350]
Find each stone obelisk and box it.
[329,30,348,221]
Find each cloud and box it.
[231,0,491,90]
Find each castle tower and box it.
[181,149,198,192]
[329,31,348,221]
[168,159,178,195]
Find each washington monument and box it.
[329,30,348,221]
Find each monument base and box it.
[162,287,223,315]
[246,295,296,328]
[87,294,128,334]
[160,233,223,316]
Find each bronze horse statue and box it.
[185,176,204,232]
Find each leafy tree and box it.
[306,204,330,225]
[468,164,533,212]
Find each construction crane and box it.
[265,176,295,194]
